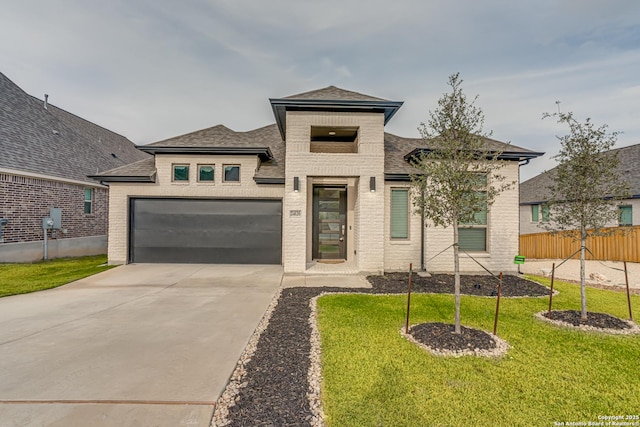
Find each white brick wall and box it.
[384,183,423,271]
[386,163,521,275]
[283,111,385,273]
[107,154,284,264]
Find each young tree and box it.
[543,111,629,320]
[410,73,514,333]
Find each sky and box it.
[2,0,639,182]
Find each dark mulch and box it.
[367,272,549,297]
[409,322,497,352]
[543,310,632,330]
[221,273,541,426]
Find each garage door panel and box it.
[130,199,282,264]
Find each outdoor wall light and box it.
[370,176,376,192]
[294,176,300,192]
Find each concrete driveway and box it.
[0,263,283,426]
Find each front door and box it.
[312,186,347,260]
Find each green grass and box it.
[0,255,114,297]
[317,277,640,427]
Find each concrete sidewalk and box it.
[520,259,640,289]
[0,264,283,426]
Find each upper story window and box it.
[223,165,240,182]
[198,165,214,182]
[310,126,359,153]
[173,164,190,182]
[84,188,93,214]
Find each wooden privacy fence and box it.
[520,226,640,262]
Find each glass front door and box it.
[312,186,347,260]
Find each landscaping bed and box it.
[213,273,546,426]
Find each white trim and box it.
[0,167,107,188]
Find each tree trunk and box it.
[453,219,461,334]
[580,228,587,320]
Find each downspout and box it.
[421,210,425,271]
[420,189,426,272]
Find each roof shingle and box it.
[0,72,148,184]
[520,143,640,204]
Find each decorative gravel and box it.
[402,322,510,358]
[535,310,640,335]
[212,274,547,426]
[367,272,550,297]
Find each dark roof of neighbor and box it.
[0,72,148,184]
[270,85,403,139]
[520,143,640,204]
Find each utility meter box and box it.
[50,208,62,229]
[42,217,54,229]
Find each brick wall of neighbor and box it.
[406,163,521,275]
[283,110,386,273]
[107,154,284,265]
[0,172,107,244]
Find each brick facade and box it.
[0,172,108,244]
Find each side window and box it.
[541,204,550,222]
[173,164,190,182]
[198,165,214,182]
[84,188,93,214]
[458,174,487,251]
[619,205,632,226]
[531,204,539,222]
[390,189,409,239]
[223,165,240,182]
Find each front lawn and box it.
[0,255,113,297]
[317,277,640,427]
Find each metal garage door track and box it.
[0,263,283,426]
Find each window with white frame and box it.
[390,188,409,239]
[223,165,240,182]
[84,188,93,214]
[172,164,189,182]
[619,205,632,226]
[458,174,487,252]
[198,164,214,182]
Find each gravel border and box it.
[534,311,640,335]
[211,288,283,427]
[211,275,552,426]
[400,324,510,358]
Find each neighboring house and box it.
[93,86,542,274]
[520,143,640,235]
[0,72,149,262]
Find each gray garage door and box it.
[130,198,282,264]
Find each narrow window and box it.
[173,164,189,182]
[198,165,214,182]
[542,204,550,222]
[619,205,632,226]
[458,174,487,251]
[531,204,539,222]
[223,165,240,182]
[391,189,409,239]
[84,188,93,214]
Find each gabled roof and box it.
[94,124,285,184]
[384,133,543,180]
[284,86,387,101]
[0,72,148,184]
[270,85,403,139]
[520,143,640,205]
